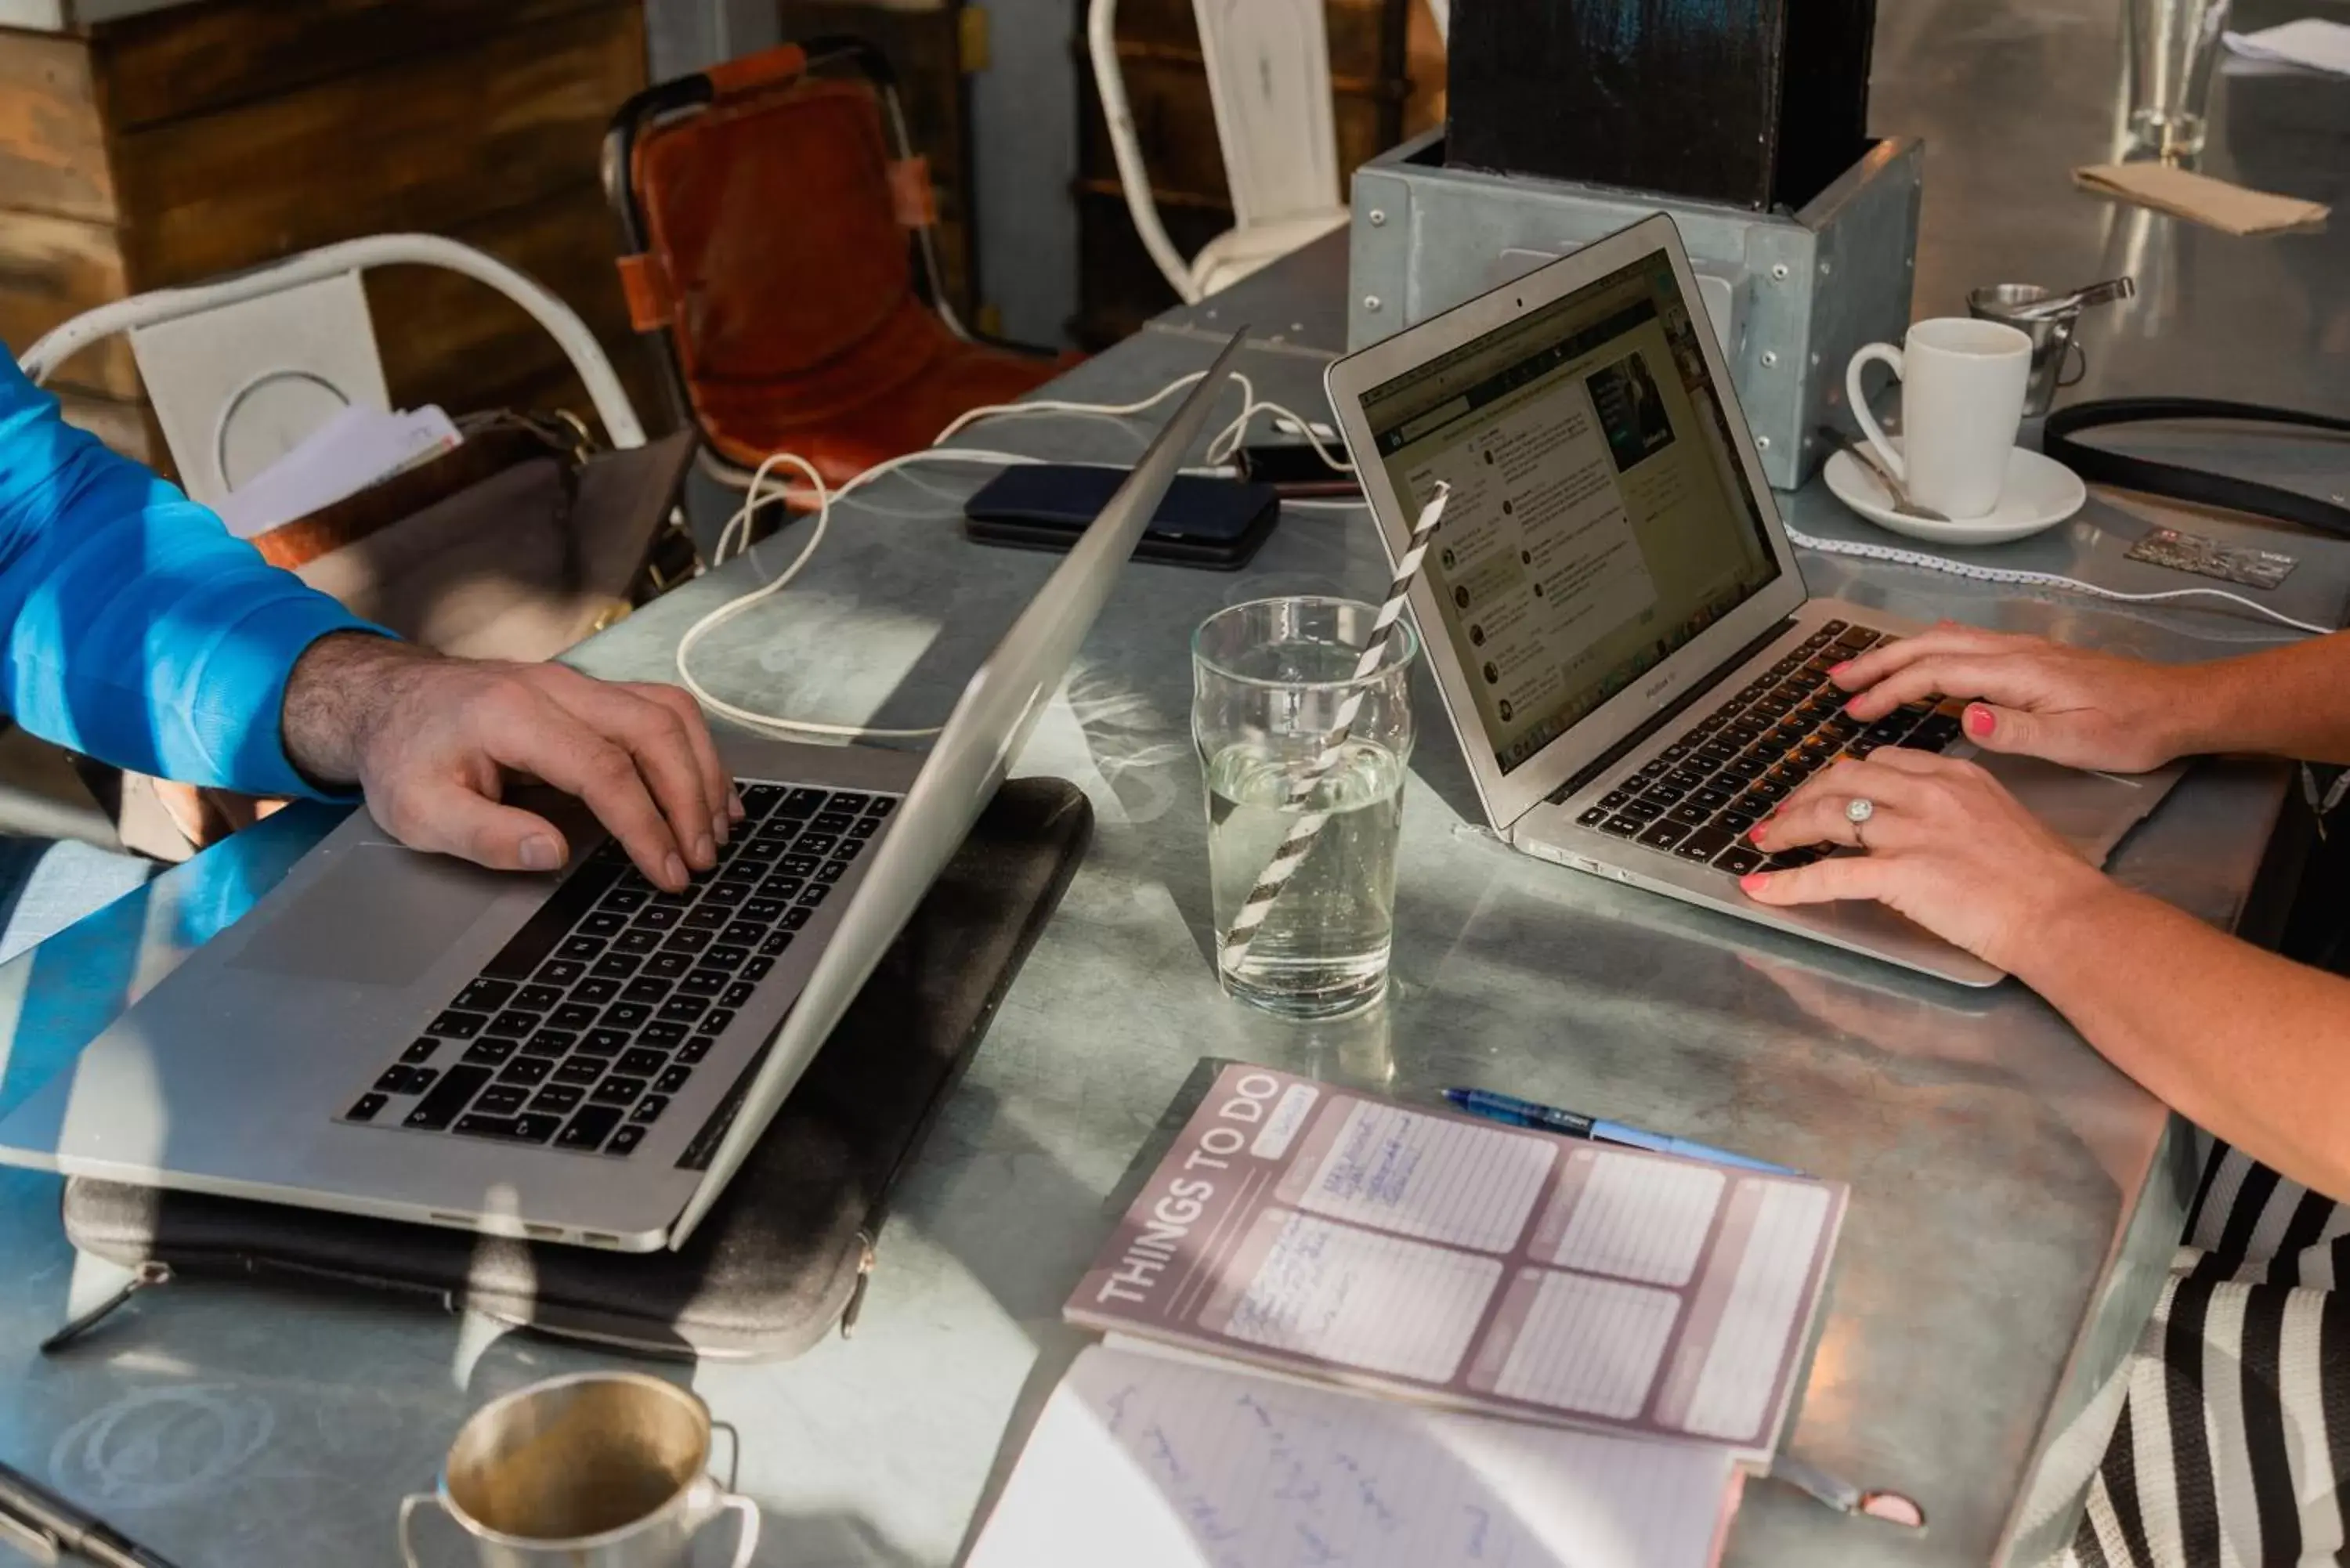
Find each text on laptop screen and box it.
[1361,251,1781,775]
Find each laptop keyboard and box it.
[1574,620,1965,876]
[337,781,898,1158]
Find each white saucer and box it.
[1823,437,2087,546]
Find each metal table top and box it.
[4,1,2347,1564]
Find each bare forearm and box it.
[2172,630,2350,764]
[2012,880,2350,1201]
[280,631,438,789]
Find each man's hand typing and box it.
[281,634,739,892]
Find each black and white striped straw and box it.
[1220,481,1452,976]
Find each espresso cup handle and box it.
[700,1494,761,1568]
[2059,339,2089,389]
[1845,342,1907,482]
[397,1493,443,1568]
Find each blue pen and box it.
[1441,1087,1801,1176]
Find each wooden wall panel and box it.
[0,209,136,396]
[1074,189,1224,349]
[109,4,645,285]
[93,0,616,131]
[372,180,656,438]
[1405,0,1446,137]
[1,0,655,468]
[54,388,163,469]
[0,31,114,222]
[1086,52,1231,204]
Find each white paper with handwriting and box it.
[965,1345,1737,1568]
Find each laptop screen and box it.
[1361,249,1782,775]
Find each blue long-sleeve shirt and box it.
[0,347,373,798]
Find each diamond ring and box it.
[1846,796,1875,849]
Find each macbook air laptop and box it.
[0,333,1249,1252]
[1323,215,2182,986]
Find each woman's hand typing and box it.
[1829,623,2211,774]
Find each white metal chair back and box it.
[1194,0,1341,231]
[19,233,644,508]
[1089,0,1350,305]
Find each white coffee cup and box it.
[1845,317,2034,519]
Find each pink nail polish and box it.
[1966,706,1995,735]
[1828,660,1853,677]
[1740,873,1769,893]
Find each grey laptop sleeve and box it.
[52,779,1092,1361]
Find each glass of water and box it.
[1192,597,1415,1020]
[2124,0,2231,160]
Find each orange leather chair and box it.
[603,39,1076,493]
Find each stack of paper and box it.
[213,404,461,540]
[2224,19,2350,77]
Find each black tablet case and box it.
[56,779,1093,1362]
[962,467,1280,569]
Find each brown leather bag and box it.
[121,422,698,859]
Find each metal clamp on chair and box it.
[1087,0,1352,305]
[602,38,1074,500]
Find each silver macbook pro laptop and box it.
[0,334,1249,1251]
[1323,215,2181,986]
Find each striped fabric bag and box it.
[2055,1143,2350,1566]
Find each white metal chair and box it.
[14,233,647,862]
[19,233,644,507]
[1088,0,1351,305]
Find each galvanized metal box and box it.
[1348,132,1924,490]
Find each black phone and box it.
[962,464,1281,570]
[1237,440,1361,497]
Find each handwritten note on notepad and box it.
[1291,1099,1557,1251]
[966,1346,1738,1568]
[1205,1212,1503,1381]
[1068,1066,1846,1458]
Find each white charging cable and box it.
[676,366,1363,742]
[933,369,1354,474]
[1778,520,2336,638]
[678,444,1067,741]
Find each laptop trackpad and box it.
[1967,748,2177,864]
[230,844,490,987]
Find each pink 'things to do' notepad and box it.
[964,1064,1849,1568]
